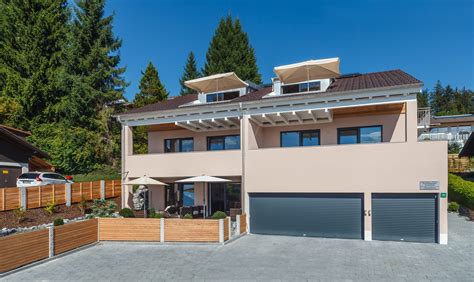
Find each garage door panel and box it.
[372,194,437,243]
[250,193,363,239]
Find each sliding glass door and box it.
[208,183,241,215]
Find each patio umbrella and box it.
[274,58,340,84]
[184,72,248,93]
[124,176,167,218]
[176,175,231,218]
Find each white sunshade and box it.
[184,72,248,93]
[274,58,340,84]
[176,175,231,183]
[125,176,167,186]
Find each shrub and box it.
[14,207,26,223]
[119,208,135,218]
[183,213,193,219]
[88,199,117,218]
[211,211,227,219]
[78,196,87,215]
[44,202,56,215]
[448,202,460,213]
[448,173,474,209]
[148,208,164,218]
[53,218,64,226]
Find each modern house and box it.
[0,124,54,187]
[418,112,474,147]
[116,58,447,244]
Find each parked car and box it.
[16,172,73,187]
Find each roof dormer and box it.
[269,58,340,97]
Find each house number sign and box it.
[419,181,440,190]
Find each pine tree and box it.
[203,15,262,84]
[417,89,430,108]
[133,62,169,108]
[431,81,445,115]
[179,51,201,95]
[65,0,127,128]
[0,0,70,129]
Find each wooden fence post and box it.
[2,188,5,211]
[52,184,55,204]
[90,182,93,199]
[80,183,83,200]
[38,187,42,207]
[112,180,115,197]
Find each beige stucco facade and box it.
[121,99,448,244]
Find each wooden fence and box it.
[99,217,231,243]
[239,214,247,234]
[0,219,98,274]
[0,180,121,212]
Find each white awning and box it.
[125,176,167,186]
[176,175,231,183]
[184,72,248,93]
[274,58,340,84]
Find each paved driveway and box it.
[4,213,473,281]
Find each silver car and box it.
[16,172,73,187]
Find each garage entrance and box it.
[372,193,438,243]
[0,166,22,188]
[249,193,364,239]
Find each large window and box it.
[207,135,240,150]
[164,138,194,153]
[206,91,240,103]
[281,130,320,147]
[282,81,321,94]
[338,126,382,144]
[180,183,195,207]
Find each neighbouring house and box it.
[0,124,54,187]
[116,58,447,244]
[418,112,474,147]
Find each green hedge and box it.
[448,173,474,209]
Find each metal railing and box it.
[417,107,431,128]
[418,132,470,145]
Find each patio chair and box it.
[164,205,180,218]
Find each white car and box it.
[16,172,73,187]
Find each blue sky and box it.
[104,0,473,100]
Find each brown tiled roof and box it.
[120,69,421,116]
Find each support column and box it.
[439,194,448,244]
[241,114,251,233]
[100,180,105,200]
[160,218,165,243]
[19,187,27,209]
[122,125,133,209]
[364,192,372,241]
[48,226,54,258]
[65,183,72,207]
[219,219,224,243]
[405,100,418,143]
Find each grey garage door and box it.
[249,193,363,239]
[372,193,438,243]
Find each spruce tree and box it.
[0,0,70,129]
[417,89,430,108]
[179,51,201,95]
[431,81,445,115]
[133,62,169,108]
[203,15,262,84]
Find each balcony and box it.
[124,150,242,178]
[245,141,447,193]
[417,107,431,128]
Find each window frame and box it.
[337,125,383,144]
[207,134,241,151]
[205,90,240,103]
[280,129,321,147]
[164,137,194,153]
[281,80,322,95]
